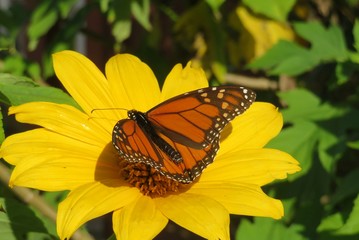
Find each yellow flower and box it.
[0,51,300,240]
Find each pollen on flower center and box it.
[119,159,183,197]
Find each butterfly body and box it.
[127,110,183,163]
[112,86,256,183]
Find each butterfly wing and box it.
[147,86,256,149]
[113,119,220,183]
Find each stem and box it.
[225,73,279,90]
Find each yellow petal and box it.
[9,102,112,147]
[160,62,208,101]
[57,180,139,240]
[106,53,160,113]
[155,193,229,240]
[236,6,295,61]
[53,51,116,117]
[9,144,118,191]
[201,148,300,186]
[0,129,103,165]
[113,195,168,240]
[188,182,284,219]
[220,102,283,154]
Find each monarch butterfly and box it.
[112,86,256,183]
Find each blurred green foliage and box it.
[1,0,359,239]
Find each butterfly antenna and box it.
[91,107,128,114]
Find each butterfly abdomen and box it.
[128,110,183,164]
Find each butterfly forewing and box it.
[112,85,256,183]
[147,86,256,148]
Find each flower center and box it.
[119,160,185,197]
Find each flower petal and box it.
[188,182,284,219]
[53,50,116,116]
[106,54,160,113]
[155,193,229,240]
[201,148,300,186]
[220,102,283,154]
[113,196,168,240]
[160,62,208,101]
[0,129,103,165]
[57,180,139,240]
[9,102,112,146]
[9,146,119,191]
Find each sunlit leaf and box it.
[335,61,359,87]
[243,0,296,22]
[249,22,350,75]
[348,140,359,149]
[278,89,348,173]
[334,194,359,235]
[131,0,152,31]
[294,22,348,61]
[0,73,79,108]
[279,89,344,122]
[236,217,305,240]
[110,0,132,44]
[248,40,318,76]
[317,213,344,232]
[205,0,225,12]
[267,120,318,179]
[0,110,4,145]
[0,203,5,213]
[27,0,59,50]
[352,19,359,52]
[58,0,78,17]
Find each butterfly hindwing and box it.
[113,119,164,166]
[113,119,220,183]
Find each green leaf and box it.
[131,0,152,31]
[331,170,359,205]
[279,89,344,122]
[0,73,79,108]
[99,0,111,12]
[0,197,49,240]
[2,55,27,76]
[236,218,305,240]
[335,61,359,86]
[317,128,344,173]
[205,0,225,12]
[27,0,59,50]
[294,22,348,61]
[108,0,132,44]
[174,1,226,82]
[334,194,359,235]
[249,22,350,76]
[107,234,117,240]
[0,110,4,145]
[248,40,319,76]
[353,20,359,52]
[317,213,344,232]
[267,120,319,178]
[279,89,348,172]
[348,140,359,149]
[58,0,77,18]
[243,0,296,22]
[0,203,5,213]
